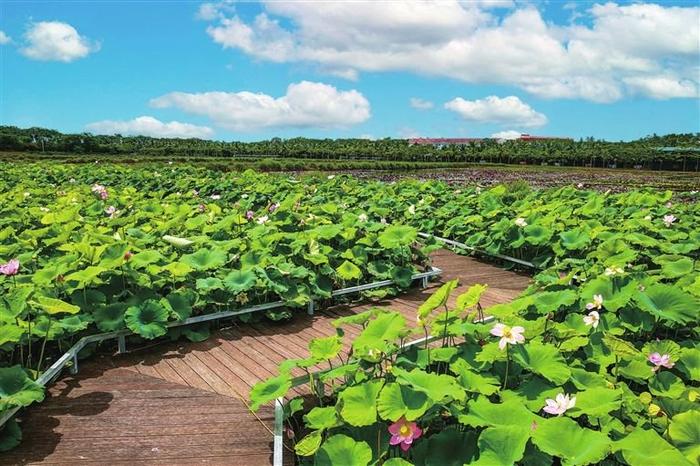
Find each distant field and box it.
[1,151,698,192]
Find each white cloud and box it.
[200,1,700,102]
[150,81,370,131]
[20,21,98,62]
[491,130,522,140]
[0,31,11,45]
[445,95,547,127]
[196,1,235,21]
[86,116,214,139]
[623,76,698,100]
[410,98,434,110]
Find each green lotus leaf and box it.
[162,261,192,277]
[417,279,458,320]
[615,428,692,466]
[569,387,622,418]
[223,269,257,293]
[533,289,578,314]
[634,284,698,324]
[181,248,227,271]
[93,303,127,332]
[166,291,194,321]
[601,334,640,360]
[377,382,432,421]
[668,410,700,464]
[459,397,538,428]
[312,224,343,240]
[579,277,635,312]
[383,459,413,466]
[124,300,169,339]
[523,224,553,245]
[654,255,695,279]
[559,228,591,250]
[31,296,80,315]
[378,225,417,249]
[249,374,291,412]
[309,335,342,361]
[677,347,700,382]
[390,266,414,288]
[63,266,107,290]
[2,286,33,318]
[128,250,163,269]
[512,341,571,385]
[411,427,478,466]
[0,365,45,410]
[337,380,384,426]
[352,312,406,354]
[0,324,25,346]
[473,425,530,466]
[303,406,341,431]
[336,260,362,281]
[450,359,500,395]
[316,434,372,466]
[332,308,380,328]
[648,371,686,398]
[392,367,465,402]
[295,429,323,457]
[456,284,488,312]
[0,418,22,452]
[195,277,224,292]
[532,417,611,466]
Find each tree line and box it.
[1,125,698,171]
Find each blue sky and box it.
[1,1,699,142]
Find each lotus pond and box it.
[0,162,699,465]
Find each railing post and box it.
[421,276,429,289]
[117,335,126,354]
[307,300,315,315]
[70,354,78,374]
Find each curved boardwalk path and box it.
[1,250,530,465]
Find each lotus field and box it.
[1,162,699,465]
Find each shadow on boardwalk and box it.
[0,250,530,465]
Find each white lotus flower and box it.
[586,294,604,310]
[663,214,676,227]
[358,213,368,222]
[583,311,600,329]
[604,266,624,276]
[257,215,269,224]
[543,393,576,416]
[515,217,528,227]
[490,323,525,351]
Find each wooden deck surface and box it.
[0,250,530,465]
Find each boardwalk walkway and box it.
[1,250,531,465]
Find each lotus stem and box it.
[502,346,510,390]
[36,319,52,376]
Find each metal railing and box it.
[418,232,538,269]
[0,266,442,429]
[272,314,497,465]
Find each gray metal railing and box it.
[0,266,442,429]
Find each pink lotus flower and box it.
[490,323,525,350]
[649,353,674,372]
[586,294,603,310]
[0,259,20,276]
[105,206,118,218]
[198,204,206,213]
[100,190,109,200]
[269,203,280,213]
[388,416,422,452]
[543,393,576,416]
[663,214,676,227]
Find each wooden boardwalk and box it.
[1,250,530,465]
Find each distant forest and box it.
[1,125,698,170]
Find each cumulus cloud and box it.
[0,31,11,45]
[410,98,434,110]
[445,95,547,127]
[20,21,98,62]
[623,76,698,99]
[150,81,370,131]
[491,130,522,140]
[200,1,700,102]
[86,116,214,139]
